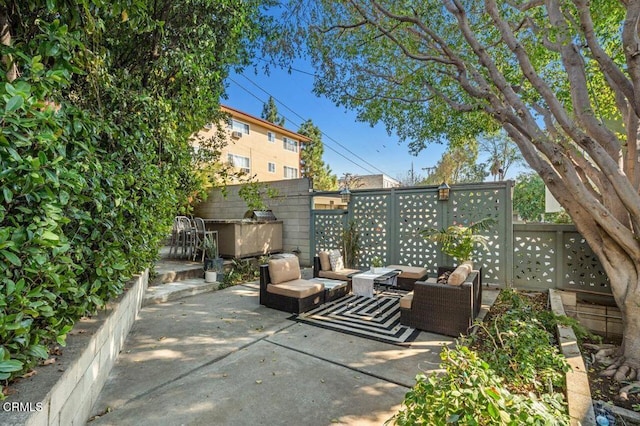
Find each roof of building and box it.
[221,104,311,142]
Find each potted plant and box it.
[420,217,495,268]
[341,219,360,269]
[370,256,384,273]
[238,181,279,218]
[203,234,223,283]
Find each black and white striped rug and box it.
[294,293,420,345]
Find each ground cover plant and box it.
[219,256,267,289]
[389,290,570,425]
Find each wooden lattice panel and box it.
[395,191,438,271]
[313,212,345,255]
[513,232,556,287]
[450,189,504,283]
[563,233,609,291]
[352,194,389,267]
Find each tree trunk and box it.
[598,241,640,373]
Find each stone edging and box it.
[0,270,148,426]
[548,289,596,426]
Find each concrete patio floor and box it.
[88,256,500,426]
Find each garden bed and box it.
[389,288,640,425]
[390,289,571,424]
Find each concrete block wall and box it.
[549,290,596,426]
[0,271,148,426]
[558,291,623,339]
[193,178,313,265]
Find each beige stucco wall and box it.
[194,106,309,182]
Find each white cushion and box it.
[329,249,344,272]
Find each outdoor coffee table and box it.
[310,277,349,303]
[352,268,400,298]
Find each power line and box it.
[254,58,319,78]
[237,73,389,175]
[231,73,394,177]
[227,77,376,175]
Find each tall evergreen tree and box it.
[298,119,337,190]
[261,96,285,126]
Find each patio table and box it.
[352,268,399,298]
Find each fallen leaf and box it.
[22,370,37,378]
[42,358,56,366]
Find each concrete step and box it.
[151,261,204,286]
[143,277,221,306]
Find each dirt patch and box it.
[581,340,640,414]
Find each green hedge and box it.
[0,0,271,396]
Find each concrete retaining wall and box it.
[558,291,623,340]
[549,289,596,426]
[193,178,313,265]
[0,271,148,426]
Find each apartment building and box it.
[195,105,311,182]
[339,174,401,190]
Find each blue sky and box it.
[222,62,449,182]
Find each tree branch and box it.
[573,0,636,115]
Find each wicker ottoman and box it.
[386,265,429,291]
[310,278,350,303]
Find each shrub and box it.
[389,290,571,425]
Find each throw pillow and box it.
[447,264,472,286]
[319,251,331,271]
[329,249,344,272]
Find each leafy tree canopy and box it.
[422,143,486,184]
[281,0,640,391]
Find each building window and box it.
[267,132,275,142]
[268,162,276,173]
[284,166,298,179]
[228,119,250,134]
[227,153,250,174]
[283,137,298,152]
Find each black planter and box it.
[204,257,224,272]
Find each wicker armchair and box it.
[259,257,325,314]
[399,268,482,337]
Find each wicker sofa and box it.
[312,251,360,284]
[399,266,482,337]
[259,257,325,314]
